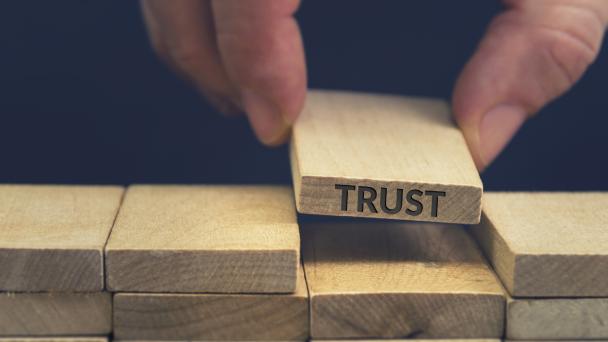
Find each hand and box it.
[453,0,608,169]
[140,0,305,146]
[141,0,608,170]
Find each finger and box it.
[211,0,307,145]
[140,0,240,114]
[452,0,608,170]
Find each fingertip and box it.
[453,98,527,171]
[451,76,485,171]
[478,104,527,169]
[281,87,307,125]
[242,89,292,146]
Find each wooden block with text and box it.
[105,185,300,293]
[302,221,505,339]
[0,185,124,292]
[507,296,608,339]
[290,90,482,224]
[113,267,309,341]
[0,292,111,336]
[470,192,608,297]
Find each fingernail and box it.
[241,89,289,145]
[479,104,527,167]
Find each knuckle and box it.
[544,27,599,85]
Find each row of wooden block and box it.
[2,262,608,339]
[1,184,608,339]
[2,339,605,342]
[2,185,607,297]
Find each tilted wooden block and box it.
[113,267,309,341]
[302,221,505,339]
[290,90,482,224]
[470,192,608,297]
[105,185,300,293]
[507,296,608,339]
[0,292,111,336]
[0,185,124,292]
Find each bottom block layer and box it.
[0,293,111,336]
[113,268,309,341]
[315,340,502,342]
[507,297,608,339]
[0,338,107,342]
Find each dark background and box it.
[0,1,606,190]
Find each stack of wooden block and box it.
[106,185,308,340]
[292,91,504,339]
[471,192,608,340]
[0,90,606,341]
[0,185,121,342]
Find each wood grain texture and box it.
[316,340,501,342]
[507,296,608,339]
[302,221,505,339]
[470,192,608,297]
[113,267,309,341]
[0,339,107,342]
[105,185,300,293]
[290,90,482,224]
[0,292,111,336]
[0,185,123,292]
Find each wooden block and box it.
[507,296,608,339]
[0,292,111,336]
[290,90,482,224]
[315,340,501,342]
[302,221,505,339]
[470,192,608,297]
[0,339,107,342]
[105,185,300,293]
[0,185,124,292]
[113,267,309,341]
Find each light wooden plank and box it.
[0,292,111,336]
[0,339,107,342]
[105,185,300,293]
[470,192,608,297]
[507,296,608,339]
[106,185,300,293]
[113,267,309,341]
[290,90,482,224]
[0,185,123,292]
[302,221,505,339]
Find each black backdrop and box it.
[1,1,607,190]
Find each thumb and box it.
[453,0,608,170]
